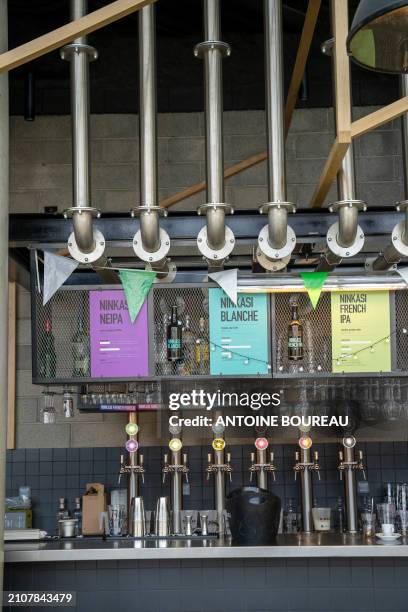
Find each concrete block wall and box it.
[11,107,405,448]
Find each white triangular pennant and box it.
[43,252,79,306]
[209,268,238,305]
[396,266,408,286]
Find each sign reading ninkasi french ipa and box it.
[209,289,269,375]
[331,290,391,373]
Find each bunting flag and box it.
[208,268,238,305]
[299,271,328,310]
[118,269,156,323]
[396,267,408,286]
[43,251,79,306]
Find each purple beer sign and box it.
[90,290,149,378]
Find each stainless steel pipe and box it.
[195,0,235,266]
[214,447,226,534]
[256,0,296,270]
[257,449,268,491]
[370,75,408,271]
[132,5,172,277]
[338,203,358,248]
[62,0,106,264]
[300,448,313,533]
[343,446,358,534]
[171,450,183,534]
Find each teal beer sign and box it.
[209,289,269,375]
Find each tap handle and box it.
[358,450,363,461]
[139,453,144,465]
[183,453,187,464]
[339,450,343,461]
[120,454,124,465]
[250,452,255,463]
[226,452,231,463]
[295,451,299,461]
[314,451,319,461]
[270,451,274,462]
[207,453,212,464]
[164,453,168,465]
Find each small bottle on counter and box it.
[73,497,82,536]
[56,497,70,536]
[284,498,299,534]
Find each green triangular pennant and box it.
[118,269,156,323]
[300,272,328,309]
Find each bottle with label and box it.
[284,498,299,534]
[167,306,182,362]
[72,316,90,377]
[288,301,303,361]
[195,317,209,374]
[56,497,70,536]
[180,315,195,375]
[73,497,82,536]
[336,497,345,533]
[40,318,57,379]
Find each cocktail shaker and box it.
[130,497,145,537]
[155,497,170,536]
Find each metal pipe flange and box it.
[194,41,231,59]
[258,201,296,215]
[63,206,101,220]
[197,225,235,261]
[67,229,105,264]
[130,205,168,218]
[133,227,171,263]
[326,222,365,258]
[197,202,234,216]
[257,224,296,260]
[60,43,98,61]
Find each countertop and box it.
[5,533,408,562]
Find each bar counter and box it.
[6,533,408,562]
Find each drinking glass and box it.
[398,509,408,535]
[377,502,396,534]
[108,504,126,536]
[361,512,375,537]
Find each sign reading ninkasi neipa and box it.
[331,290,391,373]
[90,289,149,378]
[209,289,269,375]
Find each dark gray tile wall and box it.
[6,441,408,535]
[5,558,408,612]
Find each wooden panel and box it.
[7,282,16,450]
[331,0,351,142]
[310,137,350,208]
[351,96,408,138]
[285,0,321,134]
[0,0,155,74]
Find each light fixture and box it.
[169,438,183,452]
[212,438,226,451]
[298,435,313,450]
[125,422,139,436]
[347,0,408,73]
[125,439,138,453]
[254,437,269,451]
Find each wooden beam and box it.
[331,0,352,143]
[0,0,155,74]
[7,282,16,450]
[351,96,408,138]
[161,0,321,210]
[310,137,350,208]
[285,0,322,135]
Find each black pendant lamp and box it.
[347,0,408,73]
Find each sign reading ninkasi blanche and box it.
[331,290,391,374]
[209,289,269,375]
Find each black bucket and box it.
[226,486,281,545]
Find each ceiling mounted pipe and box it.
[316,26,366,273]
[256,0,296,273]
[347,0,408,74]
[131,4,174,281]
[61,0,106,265]
[368,75,408,271]
[195,0,235,270]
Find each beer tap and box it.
[249,437,277,489]
[118,413,145,531]
[338,435,366,534]
[162,437,189,535]
[206,432,232,536]
[293,434,321,533]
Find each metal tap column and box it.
[0,0,9,592]
[127,413,139,522]
[172,450,182,534]
[214,446,226,533]
[300,448,313,533]
[257,449,268,490]
[344,446,358,534]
